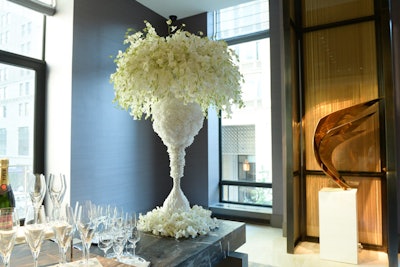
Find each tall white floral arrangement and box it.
[110,20,244,119]
[110,20,244,239]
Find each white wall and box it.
[44,0,74,207]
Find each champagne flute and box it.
[51,205,75,266]
[0,208,19,267]
[48,173,67,220]
[24,205,47,267]
[76,201,97,266]
[27,173,46,210]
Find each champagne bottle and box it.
[0,159,15,208]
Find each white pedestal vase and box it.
[137,97,218,239]
[151,97,204,213]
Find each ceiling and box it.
[135,0,254,19]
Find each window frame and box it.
[0,49,46,173]
[219,29,272,208]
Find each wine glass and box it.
[127,224,140,257]
[99,205,124,258]
[0,208,19,267]
[51,205,75,266]
[27,173,46,210]
[24,205,47,267]
[76,201,98,266]
[112,229,127,262]
[125,214,146,262]
[48,173,67,220]
[97,220,113,258]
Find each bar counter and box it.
[10,219,246,266]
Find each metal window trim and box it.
[6,0,56,16]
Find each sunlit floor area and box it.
[237,223,396,267]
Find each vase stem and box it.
[151,97,204,213]
[168,146,185,179]
[162,178,190,212]
[163,146,190,212]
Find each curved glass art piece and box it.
[313,99,380,190]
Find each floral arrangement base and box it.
[137,205,219,239]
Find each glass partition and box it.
[303,0,374,27]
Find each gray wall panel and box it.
[70,0,209,213]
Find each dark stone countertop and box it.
[91,219,246,267]
[137,219,246,267]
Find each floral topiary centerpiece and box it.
[110,20,243,239]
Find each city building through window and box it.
[216,0,272,207]
[0,0,46,217]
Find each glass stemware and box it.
[24,205,47,267]
[0,208,19,267]
[97,220,113,258]
[27,173,46,211]
[127,223,141,258]
[48,173,67,220]
[101,205,123,259]
[112,229,127,262]
[76,201,98,266]
[121,213,147,264]
[51,205,75,266]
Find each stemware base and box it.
[118,255,148,265]
[77,258,99,266]
[104,252,116,258]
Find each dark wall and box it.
[70,0,209,213]
[392,0,400,236]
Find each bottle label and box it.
[0,158,9,195]
[0,216,12,230]
[0,172,8,185]
[0,167,7,185]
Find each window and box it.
[0,0,46,218]
[0,128,6,154]
[0,68,7,81]
[0,87,5,99]
[25,81,30,95]
[18,126,30,155]
[0,0,44,59]
[216,0,272,207]
[18,126,29,155]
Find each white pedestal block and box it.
[319,188,358,264]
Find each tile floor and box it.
[236,223,397,267]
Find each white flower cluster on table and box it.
[110,20,244,120]
[137,205,219,239]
